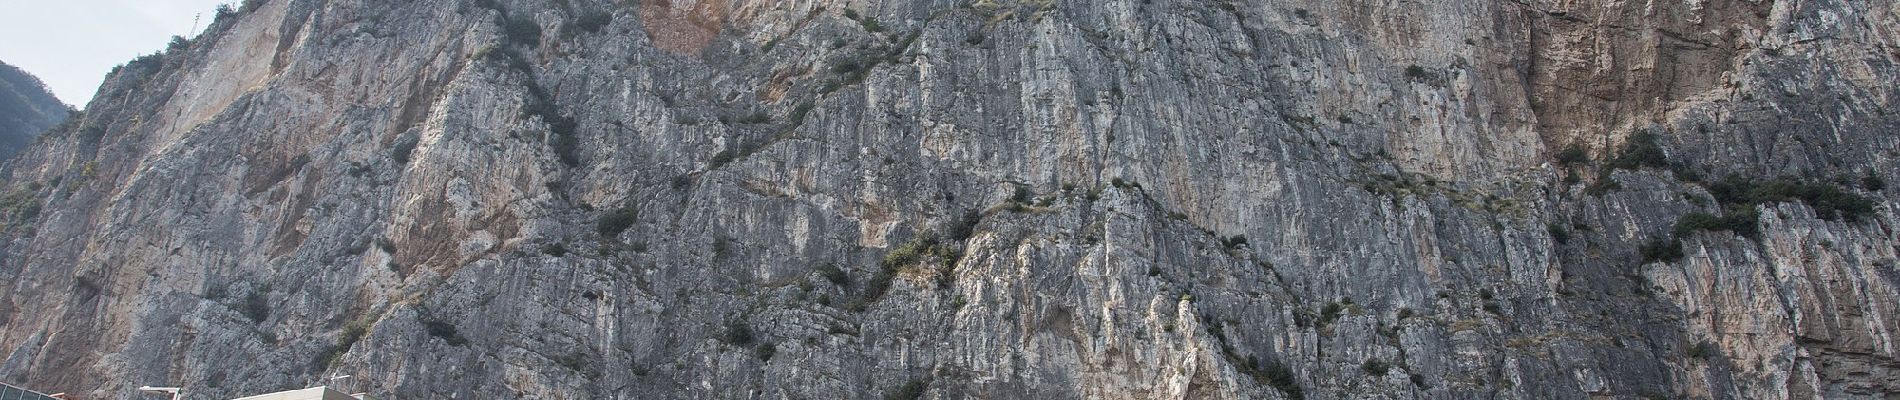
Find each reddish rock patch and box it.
[640,0,730,56]
[757,64,813,103]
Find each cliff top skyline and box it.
[0,0,232,107]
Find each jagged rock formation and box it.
[1,0,1896,399]
[0,61,68,161]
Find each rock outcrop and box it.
[1,0,1896,399]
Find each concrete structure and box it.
[228,387,360,400]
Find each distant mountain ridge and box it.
[0,61,68,161]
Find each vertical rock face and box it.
[0,61,69,162]
[0,0,1895,398]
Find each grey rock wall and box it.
[0,0,1895,399]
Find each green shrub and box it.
[504,17,542,46]
[1220,235,1248,251]
[484,45,533,73]
[884,378,927,400]
[241,292,271,323]
[516,82,581,168]
[1673,212,1720,236]
[883,236,937,270]
[788,102,815,126]
[424,319,468,346]
[1403,65,1432,80]
[830,56,866,74]
[1679,211,1725,233]
[1707,175,1876,221]
[549,128,581,167]
[1554,141,1589,166]
[722,321,754,346]
[1032,195,1056,207]
[1547,223,1571,244]
[555,352,590,373]
[1706,177,1758,204]
[855,232,963,310]
[0,188,42,224]
[573,12,613,34]
[1241,356,1304,400]
[943,210,981,243]
[596,206,639,236]
[1862,173,1885,192]
[818,263,850,286]
[1319,302,1344,326]
[1673,209,1759,239]
[737,110,771,124]
[754,342,777,361]
[1686,340,1716,359]
[341,315,372,347]
[1607,131,1668,170]
[391,134,420,164]
[1585,171,1623,196]
[541,243,568,257]
[1361,358,1390,376]
[707,149,737,169]
[1802,187,1873,221]
[311,345,343,371]
[1611,130,1672,169]
[316,311,378,370]
[166,35,192,53]
[1639,239,1684,263]
[1011,186,1034,204]
[1204,318,1227,340]
[849,270,895,312]
[713,237,734,260]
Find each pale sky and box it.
[0,0,234,108]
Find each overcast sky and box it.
[0,0,233,108]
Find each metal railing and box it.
[0,382,59,400]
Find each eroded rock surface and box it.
[1,0,1896,399]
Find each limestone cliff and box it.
[1,0,1896,399]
